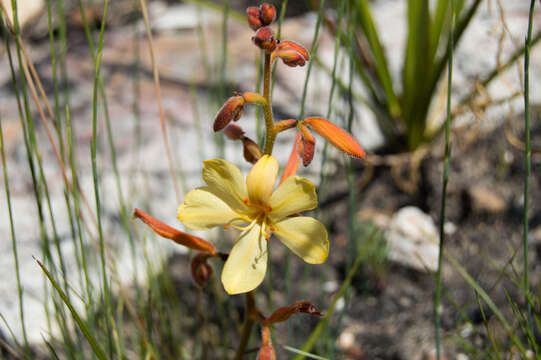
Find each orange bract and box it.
[279,132,302,184]
[133,208,216,255]
[302,117,365,159]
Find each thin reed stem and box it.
[139,0,181,203]
[435,1,454,359]
[0,107,30,358]
[233,291,256,360]
[523,0,535,342]
[89,0,114,356]
[298,0,325,121]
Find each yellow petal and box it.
[202,159,249,213]
[221,223,268,294]
[177,187,244,230]
[273,217,329,264]
[269,176,317,222]
[246,155,278,206]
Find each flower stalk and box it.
[263,52,276,154]
[234,291,256,360]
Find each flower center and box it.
[243,198,272,217]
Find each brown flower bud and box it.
[191,253,213,287]
[214,95,245,132]
[259,3,276,26]
[242,137,263,164]
[271,40,310,67]
[252,26,277,53]
[246,7,262,31]
[224,124,245,140]
[299,125,315,167]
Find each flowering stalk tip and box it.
[246,3,276,31]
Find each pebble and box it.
[385,206,440,272]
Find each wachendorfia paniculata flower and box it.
[177,155,329,294]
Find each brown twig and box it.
[139,0,181,204]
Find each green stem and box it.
[263,53,276,155]
[523,0,535,342]
[435,1,454,359]
[233,291,256,360]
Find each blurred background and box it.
[1,0,541,358]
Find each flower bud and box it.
[214,95,245,132]
[299,125,315,167]
[224,124,245,140]
[242,137,263,164]
[302,117,365,158]
[246,7,262,30]
[271,40,310,67]
[252,26,277,53]
[259,3,276,26]
[191,253,213,287]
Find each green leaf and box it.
[35,258,108,360]
[354,0,400,118]
[402,0,431,149]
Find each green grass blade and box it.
[89,0,114,356]
[354,0,400,118]
[523,0,536,341]
[403,0,431,148]
[36,258,108,360]
[0,101,30,358]
[444,252,526,355]
[430,0,450,61]
[293,231,375,360]
[428,0,481,112]
[298,0,325,120]
[434,1,453,358]
[284,346,329,360]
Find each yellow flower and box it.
[177,155,329,294]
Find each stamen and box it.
[260,220,272,241]
[231,219,257,232]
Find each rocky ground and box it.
[1,0,541,359]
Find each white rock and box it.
[0,0,44,28]
[385,206,440,272]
